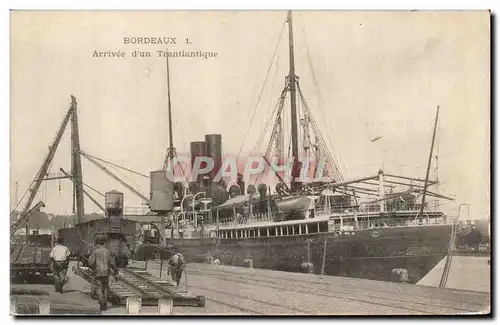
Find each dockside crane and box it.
[10,96,82,236]
[10,201,46,237]
[59,168,107,216]
[11,96,87,280]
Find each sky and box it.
[10,11,490,219]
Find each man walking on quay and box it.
[49,237,71,293]
[88,235,118,312]
[168,248,185,286]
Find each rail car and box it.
[10,234,54,280]
[58,218,139,267]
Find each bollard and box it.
[307,263,314,274]
[243,259,253,268]
[184,264,189,293]
[10,295,51,315]
[301,262,314,274]
[10,296,17,315]
[38,296,51,315]
[390,268,409,283]
[158,298,173,315]
[126,297,142,315]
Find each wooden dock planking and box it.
[141,262,489,315]
[11,284,100,315]
[189,273,427,315]
[189,264,488,313]
[191,263,489,302]
[11,260,489,315]
[189,269,468,314]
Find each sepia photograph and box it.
[9,9,491,316]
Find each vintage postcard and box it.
[10,10,490,316]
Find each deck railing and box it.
[123,207,151,216]
[212,201,444,228]
[334,215,448,232]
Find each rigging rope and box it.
[287,118,292,160]
[297,83,343,182]
[268,44,283,111]
[250,84,288,156]
[165,150,189,184]
[82,152,149,178]
[298,90,304,157]
[10,180,35,215]
[82,182,105,197]
[108,163,144,197]
[237,19,287,159]
[80,155,148,206]
[302,25,345,180]
[12,107,74,216]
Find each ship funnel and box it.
[190,141,206,183]
[205,134,222,181]
[258,183,268,200]
[237,173,245,195]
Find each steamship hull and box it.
[163,223,453,283]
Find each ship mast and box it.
[287,10,300,190]
[14,181,19,212]
[159,53,175,245]
[166,52,175,162]
[419,105,440,217]
[162,53,188,192]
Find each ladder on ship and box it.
[439,220,458,288]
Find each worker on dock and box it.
[88,235,118,312]
[117,234,133,268]
[167,248,185,286]
[49,237,71,293]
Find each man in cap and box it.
[49,237,71,293]
[88,235,118,312]
[167,248,185,286]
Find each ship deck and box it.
[11,260,490,315]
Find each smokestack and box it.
[205,134,222,181]
[236,173,245,195]
[190,141,206,183]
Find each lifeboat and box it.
[275,195,315,212]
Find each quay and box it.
[11,259,490,315]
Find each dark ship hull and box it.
[160,223,453,284]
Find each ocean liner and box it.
[137,11,461,284]
[13,12,487,286]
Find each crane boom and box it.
[11,201,45,236]
[71,96,85,224]
[79,150,150,203]
[19,96,75,221]
[60,168,107,215]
